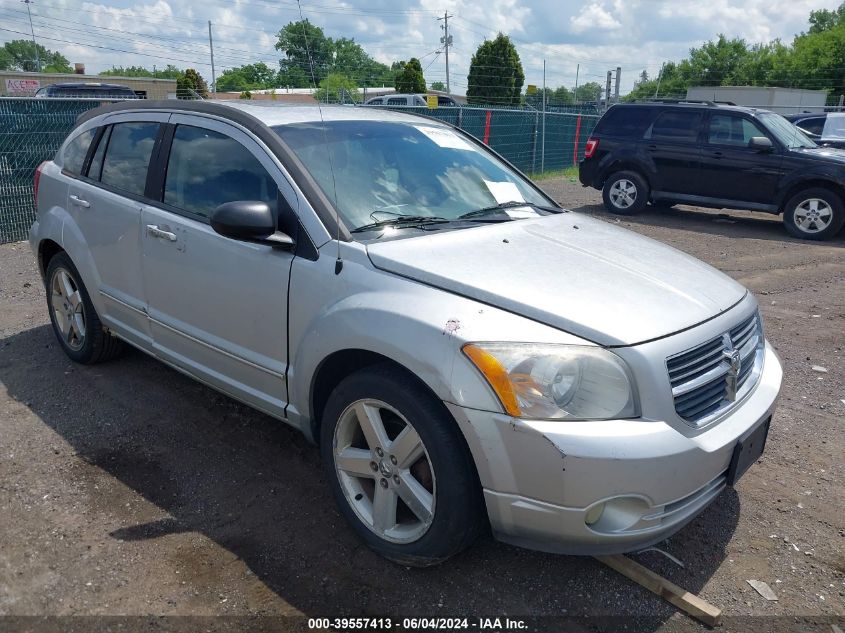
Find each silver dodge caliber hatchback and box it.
[30,101,783,566]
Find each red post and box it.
[573,115,582,166]
[483,110,492,145]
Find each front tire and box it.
[320,364,484,566]
[783,187,845,240]
[45,252,125,364]
[602,170,649,215]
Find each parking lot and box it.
[1,175,843,628]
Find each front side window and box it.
[707,114,768,146]
[100,121,160,196]
[273,120,550,232]
[164,125,278,219]
[759,112,816,149]
[63,128,95,174]
[646,110,703,143]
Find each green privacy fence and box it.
[0,97,114,244]
[0,98,600,244]
[380,105,600,175]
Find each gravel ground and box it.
[0,177,843,631]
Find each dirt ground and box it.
[0,176,843,631]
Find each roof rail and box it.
[635,99,718,106]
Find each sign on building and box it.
[5,79,41,95]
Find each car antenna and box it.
[296,0,343,274]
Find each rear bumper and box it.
[578,159,600,188]
[447,342,782,555]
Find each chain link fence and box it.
[0,97,598,244]
[378,105,599,175]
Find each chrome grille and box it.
[667,312,763,426]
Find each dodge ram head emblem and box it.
[722,333,742,401]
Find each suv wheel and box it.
[783,188,845,240]
[602,171,649,215]
[320,364,484,566]
[45,252,125,364]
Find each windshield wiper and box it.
[457,201,564,221]
[351,215,451,233]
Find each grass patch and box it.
[532,165,579,181]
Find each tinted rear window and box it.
[646,110,703,143]
[63,128,95,174]
[100,121,159,196]
[595,106,656,138]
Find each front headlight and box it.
[462,343,638,420]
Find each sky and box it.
[0,0,841,94]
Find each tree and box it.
[394,58,425,93]
[177,68,209,99]
[808,3,845,33]
[430,80,445,91]
[466,33,524,105]
[216,62,277,92]
[574,81,603,103]
[315,72,360,103]
[0,40,72,73]
[99,65,182,79]
[275,19,334,86]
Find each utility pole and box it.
[437,13,453,94]
[541,59,546,173]
[22,0,41,72]
[605,70,612,109]
[574,63,580,105]
[614,66,621,103]
[208,20,216,94]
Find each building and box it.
[1,69,177,99]
[685,86,828,114]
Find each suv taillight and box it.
[33,161,47,206]
[584,138,599,159]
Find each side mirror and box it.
[748,136,774,152]
[210,201,294,247]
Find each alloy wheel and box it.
[50,267,86,351]
[793,198,833,233]
[333,399,435,544]
[609,179,637,209]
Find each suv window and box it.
[646,110,703,143]
[596,106,656,138]
[368,98,383,105]
[386,98,406,106]
[707,114,768,146]
[63,128,96,174]
[797,117,825,136]
[163,125,278,219]
[100,122,160,196]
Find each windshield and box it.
[272,120,551,231]
[758,112,817,149]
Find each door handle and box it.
[711,151,724,158]
[69,194,90,208]
[146,224,177,242]
[647,144,658,151]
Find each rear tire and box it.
[782,187,845,240]
[602,170,649,215]
[320,364,484,567]
[45,252,125,364]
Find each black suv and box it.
[580,101,845,240]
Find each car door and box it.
[67,114,167,349]
[141,115,296,418]
[698,112,783,206]
[642,109,705,196]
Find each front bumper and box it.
[447,342,782,555]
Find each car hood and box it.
[366,213,747,346]
[792,146,845,163]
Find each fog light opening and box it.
[584,502,606,526]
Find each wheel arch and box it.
[778,178,845,214]
[37,239,65,279]
[599,160,653,190]
[308,349,451,445]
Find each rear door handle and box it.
[711,151,724,158]
[146,224,177,242]
[69,194,90,208]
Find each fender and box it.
[595,146,656,187]
[774,165,845,208]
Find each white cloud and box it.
[570,3,622,34]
